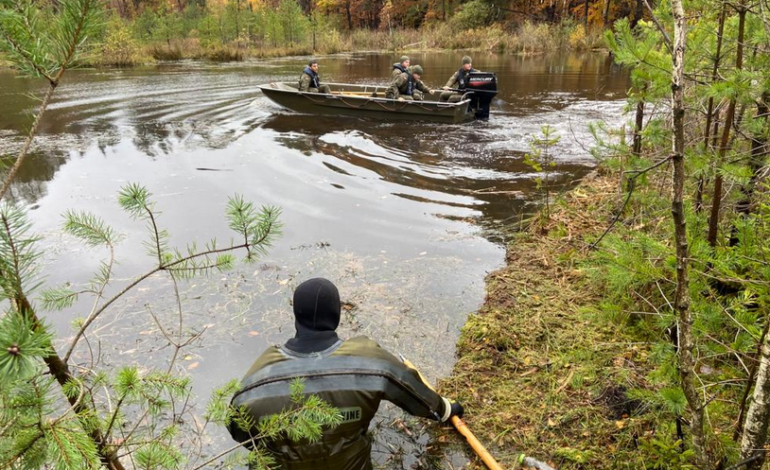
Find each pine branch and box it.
[64,212,279,363]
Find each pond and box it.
[0,51,628,468]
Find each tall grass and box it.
[85,21,605,66]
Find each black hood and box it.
[284,278,341,353]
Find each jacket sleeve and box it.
[444,71,458,89]
[298,73,310,91]
[416,79,431,94]
[380,350,449,421]
[386,74,404,99]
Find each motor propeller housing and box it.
[464,72,498,119]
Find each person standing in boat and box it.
[298,59,332,94]
[439,56,477,102]
[386,65,434,101]
[228,278,464,470]
[391,55,410,80]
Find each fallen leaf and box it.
[184,355,193,361]
[547,418,556,427]
[187,362,200,370]
[248,331,260,336]
[615,420,625,430]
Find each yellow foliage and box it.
[568,24,586,49]
[102,20,140,66]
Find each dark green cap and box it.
[462,56,472,65]
[399,55,410,64]
[411,65,423,75]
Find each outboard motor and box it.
[464,72,497,119]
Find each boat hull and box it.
[258,82,474,124]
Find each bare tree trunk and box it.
[708,5,746,247]
[584,0,589,27]
[740,323,770,469]
[631,0,643,27]
[735,314,770,442]
[671,0,707,466]
[603,0,611,25]
[632,87,646,157]
[346,0,353,30]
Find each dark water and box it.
[0,51,628,468]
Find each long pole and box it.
[401,357,505,470]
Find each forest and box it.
[1,0,644,64]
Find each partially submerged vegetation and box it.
[91,20,605,67]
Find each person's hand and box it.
[397,97,405,102]
[442,397,464,421]
[442,86,450,90]
[429,89,436,95]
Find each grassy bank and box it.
[85,21,605,67]
[439,172,694,469]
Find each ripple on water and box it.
[0,52,629,469]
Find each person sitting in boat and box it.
[440,56,478,103]
[386,65,434,101]
[228,277,464,470]
[391,55,410,80]
[298,59,332,94]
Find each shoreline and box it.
[0,47,609,73]
[439,172,658,469]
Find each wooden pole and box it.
[401,358,505,470]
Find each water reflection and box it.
[0,51,628,469]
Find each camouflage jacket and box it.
[298,67,321,91]
[229,336,450,470]
[391,63,408,80]
[386,72,430,99]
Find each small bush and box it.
[151,44,183,60]
[101,19,141,66]
[516,21,558,53]
[318,29,345,54]
[567,24,605,50]
[205,46,244,62]
[450,0,493,30]
[568,24,587,49]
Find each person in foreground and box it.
[440,55,477,102]
[298,59,332,94]
[386,65,434,101]
[391,55,410,79]
[228,278,464,470]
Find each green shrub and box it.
[450,0,493,30]
[101,18,141,66]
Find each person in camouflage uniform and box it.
[439,56,477,102]
[298,59,332,94]
[385,65,434,101]
[390,55,410,80]
[229,278,464,470]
